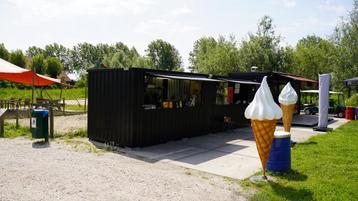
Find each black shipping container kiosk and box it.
[88,68,259,147]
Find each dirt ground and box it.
[0,138,247,201]
[6,114,87,134]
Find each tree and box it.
[146,39,182,71]
[330,0,358,91]
[277,46,294,73]
[69,42,102,74]
[0,43,9,60]
[44,43,70,72]
[26,46,45,57]
[237,15,290,72]
[46,57,63,78]
[9,50,27,68]
[292,35,338,80]
[189,36,242,75]
[132,56,152,68]
[31,54,46,74]
[104,51,132,68]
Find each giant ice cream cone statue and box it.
[245,76,282,178]
[279,82,298,132]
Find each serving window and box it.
[143,76,202,110]
[216,82,236,105]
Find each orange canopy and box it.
[0,58,63,86]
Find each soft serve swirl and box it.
[278,82,298,105]
[244,76,282,120]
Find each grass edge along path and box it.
[1,124,105,154]
[0,88,85,100]
[242,120,358,201]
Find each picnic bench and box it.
[33,98,65,112]
[0,98,31,109]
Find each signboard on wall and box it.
[227,87,233,104]
[31,118,37,128]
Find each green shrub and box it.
[345,94,358,107]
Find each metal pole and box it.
[49,106,54,139]
[0,118,4,137]
[16,108,19,129]
[63,98,65,116]
[84,86,87,112]
[30,70,35,131]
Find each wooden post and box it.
[49,106,54,139]
[16,108,19,129]
[29,108,32,132]
[0,118,4,138]
[0,109,5,137]
[84,86,87,112]
[63,98,65,116]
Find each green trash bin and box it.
[31,109,49,140]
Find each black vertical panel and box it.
[88,68,251,147]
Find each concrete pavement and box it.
[121,118,349,180]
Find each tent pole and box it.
[84,86,87,112]
[30,70,35,131]
[60,86,63,99]
[31,69,36,104]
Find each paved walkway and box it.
[66,99,87,105]
[121,118,349,180]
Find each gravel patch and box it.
[0,138,247,201]
[6,114,87,134]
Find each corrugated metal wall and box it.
[88,68,251,147]
[88,68,140,147]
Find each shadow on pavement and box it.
[32,140,50,148]
[90,127,255,165]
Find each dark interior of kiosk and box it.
[143,75,254,110]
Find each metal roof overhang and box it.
[217,78,260,85]
[146,72,221,82]
[301,90,343,94]
[343,77,358,86]
[280,74,317,83]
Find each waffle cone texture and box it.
[280,104,295,132]
[251,119,276,173]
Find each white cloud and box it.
[7,0,156,19]
[318,1,346,15]
[135,18,201,36]
[271,0,296,8]
[282,0,296,8]
[170,8,192,17]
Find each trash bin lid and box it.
[274,131,290,138]
[32,109,49,117]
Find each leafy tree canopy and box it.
[46,57,63,78]
[292,35,338,80]
[146,39,182,71]
[238,15,287,72]
[0,43,9,61]
[189,36,241,75]
[26,46,45,57]
[9,50,27,68]
[30,54,46,74]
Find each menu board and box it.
[0,109,7,118]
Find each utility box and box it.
[31,109,49,140]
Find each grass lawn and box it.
[1,123,103,153]
[1,122,31,138]
[65,104,87,111]
[244,120,358,201]
[0,88,85,100]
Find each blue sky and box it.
[0,0,354,68]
